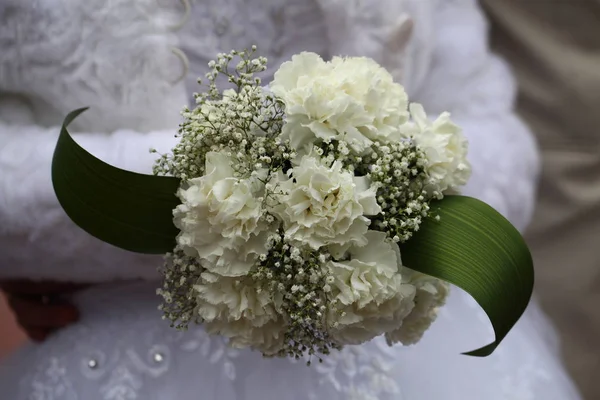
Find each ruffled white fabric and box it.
[0,0,580,398]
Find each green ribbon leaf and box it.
[399,195,534,356]
[52,108,181,254]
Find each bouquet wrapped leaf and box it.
[52,48,533,362]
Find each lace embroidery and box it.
[179,329,239,381]
[20,321,403,400]
[179,0,329,99]
[28,357,77,400]
[312,339,401,399]
[99,366,142,400]
[79,348,170,399]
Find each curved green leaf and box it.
[399,195,534,356]
[52,108,181,254]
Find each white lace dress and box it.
[0,0,583,399]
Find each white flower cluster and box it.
[155,50,470,363]
[270,53,409,152]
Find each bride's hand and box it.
[0,280,92,342]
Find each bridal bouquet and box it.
[52,47,533,362]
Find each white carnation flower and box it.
[385,272,449,346]
[326,231,416,345]
[195,272,285,356]
[405,103,471,193]
[271,52,409,152]
[174,152,270,277]
[274,155,381,250]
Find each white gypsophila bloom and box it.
[403,103,471,193]
[273,155,381,250]
[385,271,450,346]
[270,52,409,152]
[326,231,416,345]
[194,272,285,356]
[174,151,270,277]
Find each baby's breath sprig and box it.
[316,139,353,169]
[157,247,204,330]
[152,47,292,181]
[251,233,340,364]
[354,140,437,243]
